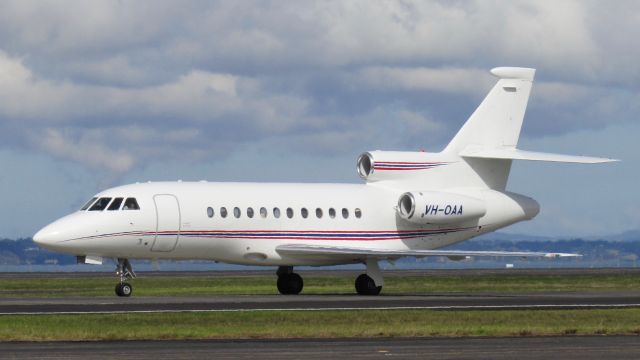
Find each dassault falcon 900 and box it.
[34,67,616,297]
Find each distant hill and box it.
[0,238,76,266]
[474,232,556,243]
[586,230,640,242]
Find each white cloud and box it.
[35,128,134,173]
[354,66,491,97]
[0,0,638,175]
[0,51,318,173]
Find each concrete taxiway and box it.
[1,336,639,359]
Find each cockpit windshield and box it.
[81,196,140,211]
[89,197,112,211]
[123,198,140,210]
[108,197,124,211]
[80,197,97,211]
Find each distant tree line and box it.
[0,238,76,265]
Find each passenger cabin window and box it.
[108,198,124,211]
[122,198,140,210]
[89,197,112,211]
[204,205,360,221]
[81,197,97,211]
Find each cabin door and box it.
[151,194,181,252]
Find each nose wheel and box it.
[115,258,136,297]
[115,282,132,297]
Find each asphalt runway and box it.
[1,292,640,314]
[2,336,639,359]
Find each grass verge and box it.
[1,273,640,297]
[1,309,640,341]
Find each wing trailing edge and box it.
[276,244,580,260]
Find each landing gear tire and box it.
[114,258,136,297]
[355,274,382,296]
[115,282,133,297]
[277,273,304,295]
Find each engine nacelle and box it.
[357,151,450,182]
[397,191,486,225]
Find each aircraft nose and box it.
[32,229,43,244]
[32,224,60,248]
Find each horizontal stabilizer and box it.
[460,147,618,164]
[276,244,580,259]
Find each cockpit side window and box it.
[81,197,98,211]
[122,198,140,210]
[89,197,112,211]
[108,197,124,211]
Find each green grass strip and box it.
[2,273,640,298]
[1,309,640,341]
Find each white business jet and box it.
[33,67,616,297]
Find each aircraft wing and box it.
[276,244,580,260]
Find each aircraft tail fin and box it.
[441,67,617,190]
[444,67,535,154]
[358,67,616,190]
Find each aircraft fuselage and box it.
[35,181,539,266]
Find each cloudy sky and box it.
[0,0,637,239]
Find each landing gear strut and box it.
[115,258,136,297]
[355,258,383,295]
[276,266,303,295]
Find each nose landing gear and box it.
[115,258,136,297]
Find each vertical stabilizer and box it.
[440,67,535,190]
[444,67,535,154]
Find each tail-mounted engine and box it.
[357,151,450,182]
[397,191,486,225]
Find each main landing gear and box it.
[355,274,382,296]
[355,259,383,296]
[115,258,136,297]
[276,266,304,295]
[275,260,384,296]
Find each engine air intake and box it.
[357,152,374,179]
